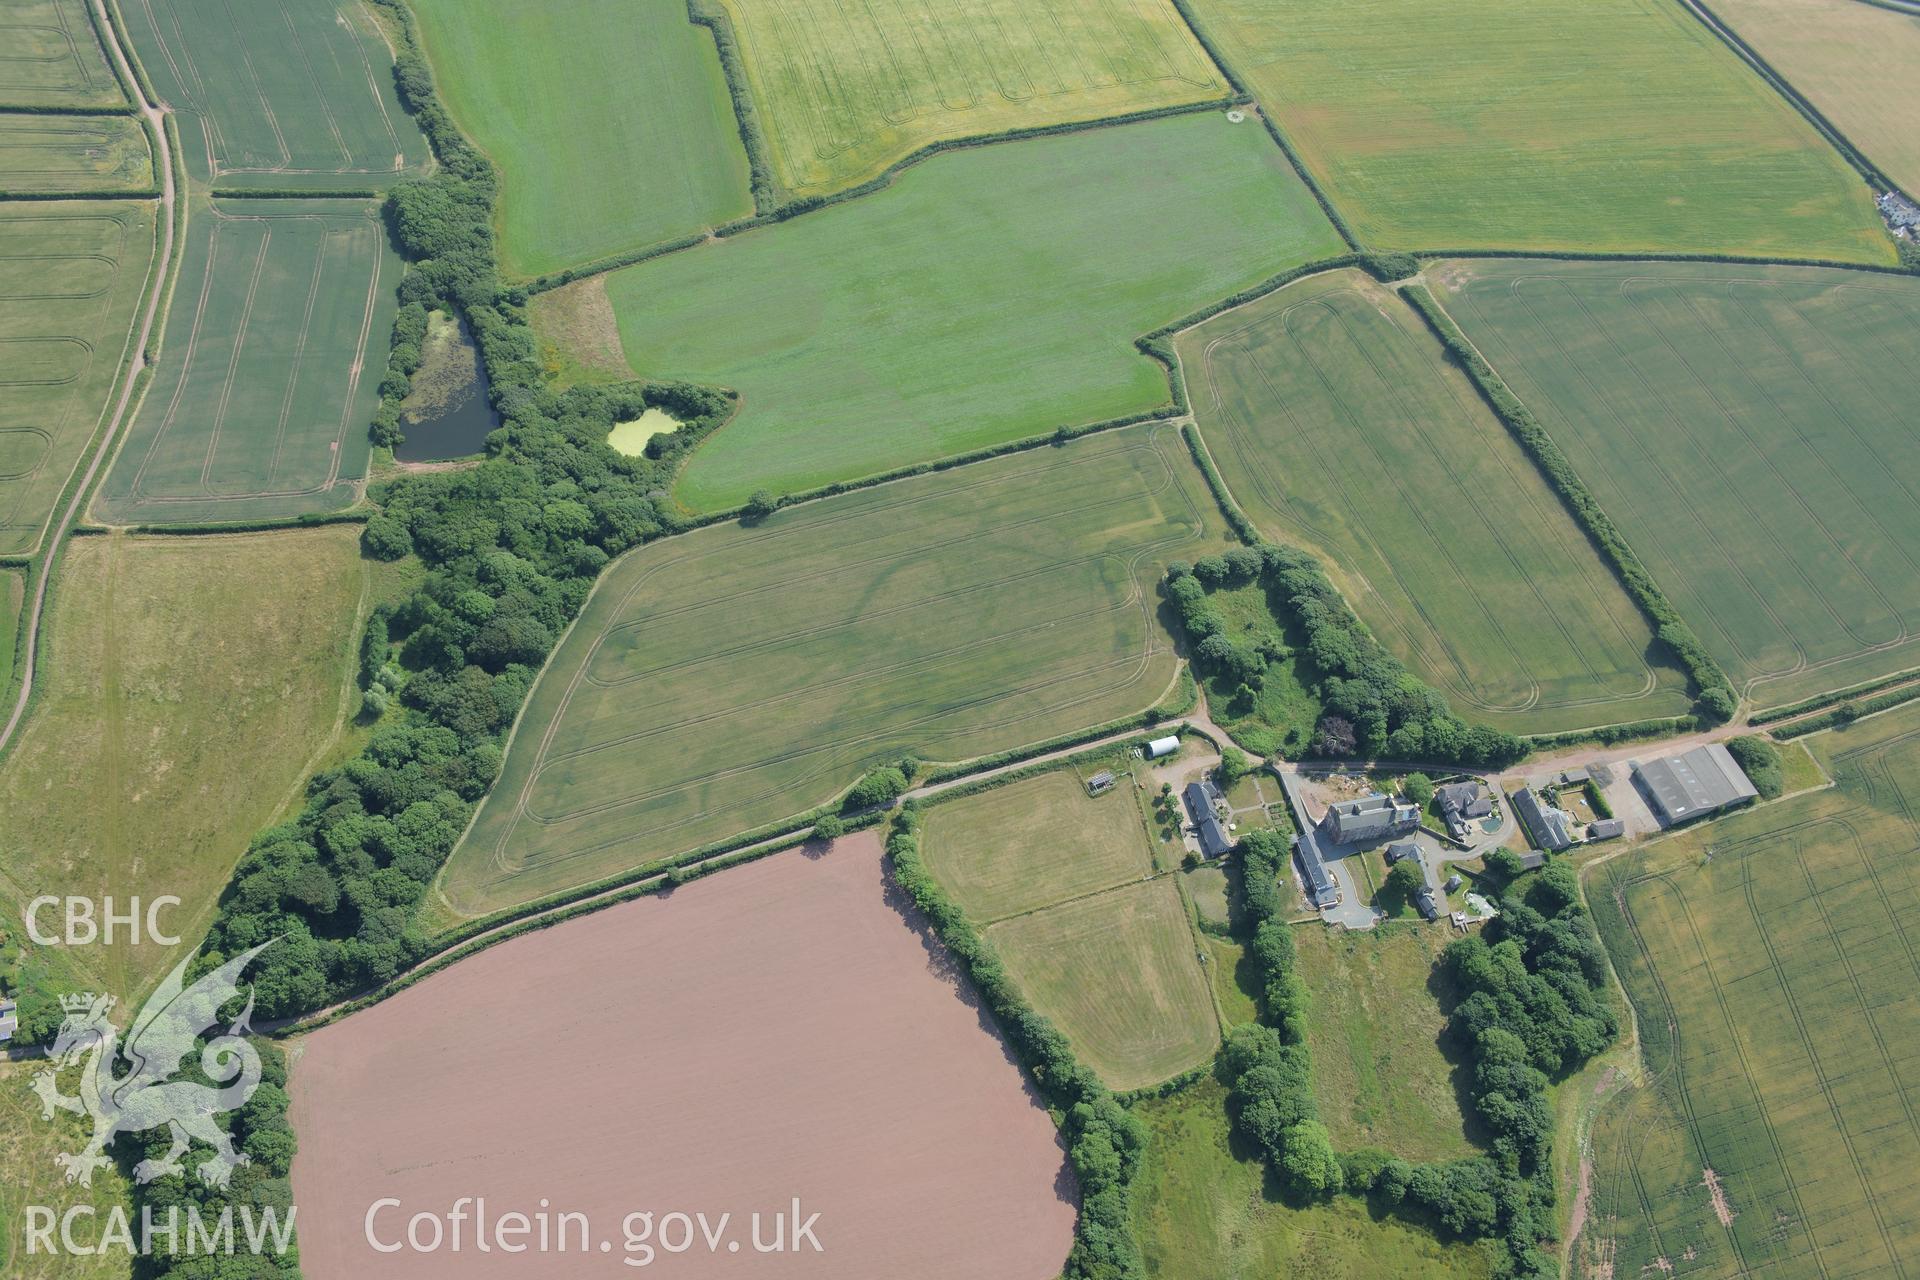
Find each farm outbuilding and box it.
[1513,787,1576,851]
[1085,771,1116,796]
[1145,735,1181,759]
[1633,743,1759,827]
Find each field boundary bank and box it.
[683,0,776,214]
[523,95,1247,294]
[0,103,137,117]
[1752,664,1920,724]
[1770,682,1920,739]
[1400,282,1737,723]
[1163,0,1359,251]
[1678,0,1917,205]
[1417,245,1914,277]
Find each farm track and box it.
[0,0,173,758]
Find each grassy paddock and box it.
[713,0,1227,194]
[0,200,154,556]
[1709,0,1920,193]
[920,767,1151,922]
[0,568,20,695]
[0,0,124,109]
[0,113,151,193]
[1294,923,1480,1161]
[1179,0,1891,262]
[409,0,752,280]
[0,1065,131,1280]
[118,0,427,188]
[1583,702,1920,1278]
[578,111,1344,512]
[0,528,378,1002]
[1179,268,1688,733]
[95,198,401,526]
[1128,1078,1501,1279]
[431,424,1224,922]
[1437,259,1920,709]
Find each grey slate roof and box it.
[1185,780,1232,859]
[1437,780,1492,821]
[1322,792,1421,844]
[1588,818,1626,840]
[1385,839,1421,865]
[1513,787,1575,851]
[1633,743,1759,826]
[1517,850,1548,870]
[1414,888,1440,921]
[1293,829,1341,908]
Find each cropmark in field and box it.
[0,0,124,110]
[922,767,1218,1090]
[0,528,378,1004]
[0,113,151,195]
[1179,268,1689,734]
[1179,0,1893,263]
[408,0,752,281]
[714,0,1229,195]
[572,110,1344,513]
[1583,702,1920,1279]
[432,424,1221,922]
[96,198,401,526]
[0,200,155,556]
[1436,259,1920,711]
[119,0,428,188]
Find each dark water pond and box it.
[393,317,501,462]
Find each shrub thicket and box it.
[1725,735,1783,798]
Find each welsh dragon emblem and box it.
[31,941,273,1188]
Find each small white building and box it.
[1145,735,1181,760]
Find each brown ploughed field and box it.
[288,833,1075,1278]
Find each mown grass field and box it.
[432,425,1222,921]
[575,111,1344,513]
[0,528,376,1003]
[409,0,752,280]
[1294,924,1479,1161]
[0,113,150,193]
[1712,0,1920,193]
[921,768,1151,922]
[988,876,1217,1090]
[0,0,123,109]
[1582,703,1920,1279]
[1180,268,1689,734]
[1436,260,1920,710]
[0,568,20,695]
[1129,1079,1502,1279]
[0,1065,131,1280]
[95,198,399,526]
[1181,0,1891,262]
[119,0,427,187]
[0,200,154,556]
[714,0,1227,194]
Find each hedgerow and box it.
[1772,682,1920,739]
[1750,666,1920,724]
[1400,285,1738,722]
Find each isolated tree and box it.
[1402,772,1435,807]
[744,489,780,520]
[1385,858,1425,901]
[812,814,846,842]
[1313,715,1358,758]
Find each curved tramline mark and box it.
[192,225,272,489]
[0,0,177,758]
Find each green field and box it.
[0,201,154,556]
[1436,260,1920,710]
[986,876,1217,1090]
[1180,269,1689,733]
[95,198,400,526]
[432,424,1222,921]
[713,0,1227,194]
[0,0,123,109]
[570,111,1344,512]
[1713,0,1920,194]
[409,0,752,280]
[1583,703,1920,1279]
[1129,1079,1501,1279]
[0,113,150,193]
[0,568,20,694]
[1180,0,1891,262]
[921,768,1150,923]
[0,1065,132,1280]
[119,0,428,187]
[1294,924,1479,1161]
[0,529,377,1003]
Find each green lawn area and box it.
[0,200,154,556]
[986,877,1218,1090]
[1178,0,1891,262]
[119,0,426,187]
[0,113,150,194]
[569,111,1344,512]
[921,767,1150,923]
[1294,924,1480,1161]
[1437,260,1920,709]
[410,0,752,280]
[1180,268,1691,735]
[1128,1079,1501,1279]
[711,0,1227,194]
[0,529,378,1003]
[95,198,400,526]
[431,424,1225,922]
[0,0,125,109]
[1582,702,1920,1279]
